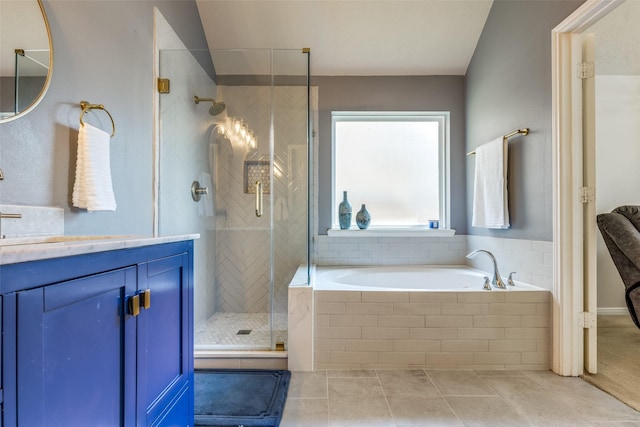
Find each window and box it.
[332,111,450,229]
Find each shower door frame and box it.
[154,45,311,352]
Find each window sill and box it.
[326,227,456,238]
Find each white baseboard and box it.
[597,307,628,315]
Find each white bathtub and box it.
[315,265,543,292]
[310,265,551,370]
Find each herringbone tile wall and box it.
[214,85,314,318]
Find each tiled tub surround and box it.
[313,268,550,370]
[315,235,553,290]
[466,235,553,291]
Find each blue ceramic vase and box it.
[338,191,352,229]
[356,204,371,229]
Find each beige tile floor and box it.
[281,369,640,426]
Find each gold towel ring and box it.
[79,100,116,137]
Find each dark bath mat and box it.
[194,369,291,427]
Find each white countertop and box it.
[0,234,199,265]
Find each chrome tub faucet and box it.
[466,249,508,289]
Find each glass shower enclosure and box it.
[157,48,312,352]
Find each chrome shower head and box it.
[193,96,226,116]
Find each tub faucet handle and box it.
[482,276,492,290]
[466,249,508,289]
[508,272,517,286]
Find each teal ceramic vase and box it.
[356,204,371,229]
[338,191,352,229]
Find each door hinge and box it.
[578,311,597,329]
[157,78,170,94]
[580,186,595,204]
[578,62,595,79]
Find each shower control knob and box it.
[191,181,209,202]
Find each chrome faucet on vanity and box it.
[466,249,508,289]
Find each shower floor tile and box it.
[195,312,287,350]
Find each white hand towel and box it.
[72,123,117,211]
[472,137,509,229]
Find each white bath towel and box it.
[472,137,509,229]
[72,123,117,211]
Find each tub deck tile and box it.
[362,291,410,303]
[442,340,489,353]
[316,326,362,339]
[362,327,411,340]
[316,302,346,314]
[457,292,506,303]
[489,339,537,352]
[330,351,378,365]
[504,327,549,340]
[312,268,551,371]
[316,290,362,303]
[425,352,474,366]
[378,352,426,366]
[442,303,490,315]
[393,340,442,353]
[345,339,394,352]
[473,352,521,365]
[458,327,504,340]
[378,315,425,328]
[425,315,473,328]
[329,314,378,327]
[410,328,458,340]
[409,292,457,303]
[346,302,394,315]
[393,302,441,315]
[315,339,346,352]
[521,314,550,327]
[473,315,522,328]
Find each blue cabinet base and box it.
[1,240,194,427]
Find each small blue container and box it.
[428,220,439,229]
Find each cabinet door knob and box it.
[140,289,151,310]
[128,295,140,317]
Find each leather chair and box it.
[597,205,640,329]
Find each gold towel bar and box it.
[79,100,115,137]
[466,128,529,156]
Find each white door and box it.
[582,32,598,374]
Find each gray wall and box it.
[465,0,583,242]
[0,0,210,235]
[313,75,467,235]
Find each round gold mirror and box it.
[0,0,53,123]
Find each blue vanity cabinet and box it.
[13,267,138,426]
[1,296,3,427]
[0,240,194,427]
[136,253,193,427]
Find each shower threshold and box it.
[194,349,287,370]
[194,312,287,351]
[194,313,289,369]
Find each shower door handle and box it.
[255,180,263,217]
